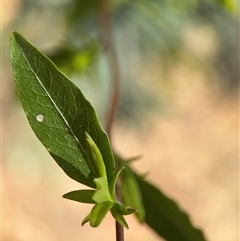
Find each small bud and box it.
[85,132,107,179]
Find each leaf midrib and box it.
[17,40,86,154]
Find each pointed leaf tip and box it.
[10,31,115,187]
[82,213,90,226]
[63,190,96,204]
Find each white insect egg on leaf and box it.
[36,114,44,122]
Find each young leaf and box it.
[109,166,125,199]
[121,167,146,222]
[63,190,96,204]
[92,177,112,203]
[82,213,91,226]
[85,132,107,179]
[112,202,136,216]
[136,175,207,241]
[9,31,115,187]
[111,206,129,229]
[89,202,113,227]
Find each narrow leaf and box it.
[111,207,129,229]
[82,213,91,226]
[89,202,113,227]
[136,176,207,241]
[121,167,145,222]
[10,31,115,187]
[112,202,136,216]
[109,166,125,199]
[86,132,107,179]
[63,190,96,204]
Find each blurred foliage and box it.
[49,41,99,75]
[196,0,239,89]
[5,0,238,123]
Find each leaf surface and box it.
[121,166,145,222]
[136,175,207,241]
[63,190,96,204]
[89,201,113,227]
[93,177,112,203]
[10,31,115,187]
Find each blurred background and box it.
[2,0,239,240]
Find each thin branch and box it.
[98,1,124,241]
[98,0,120,141]
[116,220,125,241]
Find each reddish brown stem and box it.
[98,1,123,241]
[98,0,120,141]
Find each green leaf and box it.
[89,201,113,227]
[109,166,125,199]
[86,132,107,179]
[112,202,136,216]
[136,175,207,241]
[63,190,96,204]
[81,213,91,226]
[121,166,146,222]
[9,31,115,187]
[93,177,112,204]
[111,206,129,229]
